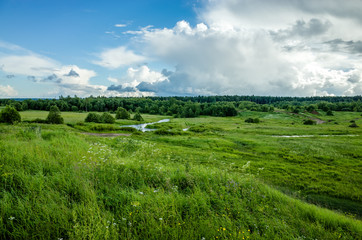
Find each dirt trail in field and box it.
[276,110,326,124]
[307,117,325,124]
[81,132,131,137]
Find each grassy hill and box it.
[0,110,361,239]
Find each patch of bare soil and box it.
[81,132,131,137]
[308,117,326,124]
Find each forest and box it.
[0,95,361,118]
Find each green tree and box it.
[0,105,21,124]
[85,113,101,123]
[115,107,130,119]
[12,102,23,111]
[46,105,64,124]
[326,110,334,116]
[101,112,115,124]
[133,112,144,121]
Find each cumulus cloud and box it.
[102,0,362,96]
[0,55,59,76]
[105,65,167,96]
[0,85,17,97]
[0,41,111,97]
[93,46,146,69]
[64,69,80,77]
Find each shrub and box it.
[101,112,115,124]
[326,110,334,116]
[154,128,176,135]
[133,112,144,121]
[303,119,316,125]
[85,113,101,123]
[0,105,21,124]
[349,123,359,128]
[116,107,130,119]
[90,124,116,131]
[46,105,64,124]
[120,127,137,132]
[245,118,260,123]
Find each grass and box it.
[0,110,361,239]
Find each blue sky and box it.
[1,0,362,98]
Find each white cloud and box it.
[0,85,17,97]
[107,77,119,83]
[0,41,111,97]
[106,0,362,96]
[93,46,146,69]
[115,24,127,27]
[0,55,59,76]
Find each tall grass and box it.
[0,123,361,239]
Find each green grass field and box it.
[0,110,361,239]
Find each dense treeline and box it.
[0,95,361,117]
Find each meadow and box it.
[0,109,361,239]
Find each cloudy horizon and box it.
[0,0,361,98]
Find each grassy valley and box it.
[0,109,361,239]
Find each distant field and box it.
[20,110,168,124]
[1,110,361,239]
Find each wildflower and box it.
[139,192,144,195]
[8,216,15,220]
[153,189,159,193]
[201,238,205,240]
[113,223,117,226]
[122,218,126,221]
[159,218,163,221]
[223,228,226,231]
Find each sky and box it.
[0,0,362,98]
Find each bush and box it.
[133,112,144,121]
[120,127,137,132]
[349,123,359,128]
[101,112,115,124]
[90,124,117,131]
[0,105,21,124]
[116,107,130,119]
[85,113,101,123]
[326,110,334,116]
[303,119,316,125]
[245,118,260,123]
[46,105,64,124]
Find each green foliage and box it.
[89,124,117,131]
[71,105,79,112]
[116,107,130,119]
[85,112,115,124]
[0,105,21,124]
[46,105,64,124]
[245,118,260,123]
[304,119,316,125]
[326,110,334,116]
[85,113,101,123]
[100,112,115,124]
[349,122,359,128]
[133,112,144,121]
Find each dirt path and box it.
[276,110,326,124]
[307,117,326,124]
[80,132,131,137]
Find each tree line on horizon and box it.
[0,95,361,118]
